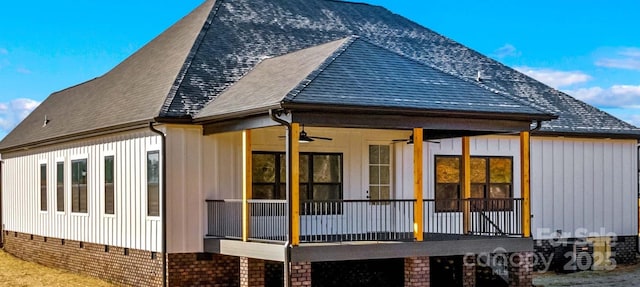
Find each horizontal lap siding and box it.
[2,129,162,252]
[531,137,637,239]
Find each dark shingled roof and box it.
[2,0,638,151]
[197,36,550,120]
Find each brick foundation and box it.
[291,261,312,287]
[4,231,240,287]
[462,255,476,287]
[240,257,264,287]
[4,231,162,286]
[404,256,430,287]
[613,236,637,265]
[508,252,533,287]
[534,235,638,272]
[167,253,239,287]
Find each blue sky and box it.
[1,0,640,139]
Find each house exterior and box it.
[1,0,638,287]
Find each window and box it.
[71,159,88,213]
[252,153,286,200]
[104,156,115,215]
[435,155,513,212]
[252,152,343,212]
[368,145,391,204]
[147,151,160,217]
[56,162,64,212]
[40,164,47,211]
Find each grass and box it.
[0,249,114,287]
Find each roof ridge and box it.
[284,35,359,102]
[160,0,223,119]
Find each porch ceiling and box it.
[202,111,534,137]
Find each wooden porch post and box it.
[242,130,252,242]
[462,136,471,234]
[520,131,531,238]
[413,128,424,241]
[291,123,301,246]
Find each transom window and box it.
[252,152,343,202]
[435,155,513,212]
[71,159,88,213]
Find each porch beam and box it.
[462,136,471,234]
[291,123,301,246]
[520,131,531,238]
[242,130,252,242]
[413,128,424,241]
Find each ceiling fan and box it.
[279,125,333,143]
[392,132,440,144]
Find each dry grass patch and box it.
[0,249,114,287]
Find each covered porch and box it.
[200,115,535,250]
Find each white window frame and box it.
[102,151,116,218]
[145,146,162,220]
[38,159,48,214]
[55,157,66,215]
[70,154,89,216]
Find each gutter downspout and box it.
[269,109,292,287]
[530,120,542,132]
[149,123,167,287]
[637,144,640,254]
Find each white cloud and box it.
[515,66,591,88]
[0,98,40,134]
[16,67,32,74]
[493,44,521,59]
[595,47,640,70]
[564,85,640,109]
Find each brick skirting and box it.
[3,231,162,286]
[3,231,239,287]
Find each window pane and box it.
[72,159,88,213]
[253,185,275,199]
[435,184,459,212]
[379,165,390,185]
[40,164,47,211]
[57,162,64,212]
[370,186,390,201]
[313,155,341,183]
[489,184,510,198]
[470,157,486,183]
[470,184,485,198]
[279,154,286,183]
[105,156,115,215]
[147,151,160,216]
[369,166,380,185]
[252,154,275,183]
[369,145,379,165]
[490,158,512,183]
[312,185,341,200]
[299,154,309,183]
[379,146,390,165]
[436,157,459,183]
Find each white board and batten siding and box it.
[2,129,163,252]
[531,137,638,239]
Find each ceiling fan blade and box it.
[310,136,332,141]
